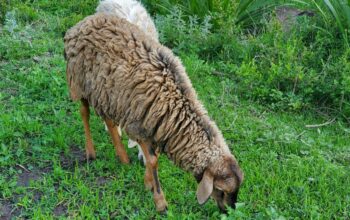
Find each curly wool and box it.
[64,14,230,176]
[96,0,158,159]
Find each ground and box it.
[0,2,350,220]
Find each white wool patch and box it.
[128,138,146,164]
[137,145,146,164]
[96,0,158,41]
[128,139,146,164]
[97,0,138,20]
[117,125,122,136]
[128,139,138,148]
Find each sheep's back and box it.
[64,14,166,133]
[64,14,226,174]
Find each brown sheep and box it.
[64,13,243,213]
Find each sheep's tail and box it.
[127,138,138,148]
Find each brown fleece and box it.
[64,13,237,177]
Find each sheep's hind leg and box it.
[80,99,96,160]
[139,141,168,213]
[104,119,130,164]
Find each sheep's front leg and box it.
[104,119,130,164]
[80,99,96,160]
[139,141,168,213]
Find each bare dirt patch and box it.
[0,201,12,220]
[53,203,67,217]
[96,176,110,185]
[0,200,21,220]
[0,165,49,219]
[16,171,41,187]
[60,145,86,169]
[32,190,43,202]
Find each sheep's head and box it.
[196,155,243,212]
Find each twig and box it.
[295,130,306,139]
[211,71,224,77]
[292,76,298,94]
[16,164,30,172]
[311,106,350,125]
[305,118,336,128]
[300,139,312,147]
[258,110,267,119]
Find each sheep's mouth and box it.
[212,188,239,213]
[225,190,239,210]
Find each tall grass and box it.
[235,0,281,27]
[235,0,350,45]
[142,0,281,28]
[143,0,349,45]
[141,0,218,18]
[304,0,350,46]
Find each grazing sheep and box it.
[64,13,243,213]
[97,0,159,163]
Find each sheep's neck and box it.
[162,124,220,176]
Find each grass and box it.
[292,0,350,46]
[0,1,350,219]
[141,0,281,28]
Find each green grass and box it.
[1,1,350,219]
[299,0,350,46]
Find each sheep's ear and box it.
[196,170,214,205]
[230,161,244,186]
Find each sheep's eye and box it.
[217,172,230,179]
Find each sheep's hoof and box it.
[86,153,96,161]
[155,199,168,214]
[159,207,168,215]
[118,156,130,164]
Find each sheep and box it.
[96,0,159,163]
[64,13,243,213]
